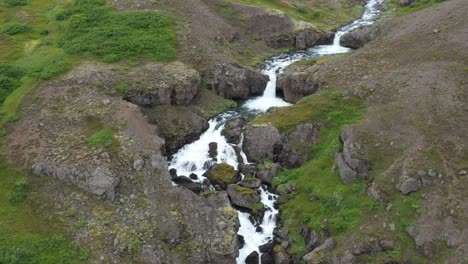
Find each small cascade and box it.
[168,0,384,263]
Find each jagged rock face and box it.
[335,126,370,184]
[6,66,240,263]
[125,62,202,106]
[340,25,379,49]
[143,106,209,156]
[203,191,231,208]
[274,123,320,168]
[207,63,269,100]
[277,65,321,103]
[269,26,335,49]
[243,125,282,162]
[303,238,336,264]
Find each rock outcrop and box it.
[125,62,202,106]
[205,163,240,189]
[269,22,334,49]
[274,123,320,168]
[221,117,248,145]
[340,25,380,49]
[207,64,269,100]
[277,64,321,103]
[243,125,282,162]
[335,126,370,184]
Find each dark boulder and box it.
[245,251,259,264]
[340,25,379,49]
[207,64,269,100]
[209,142,218,159]
[277,69,320,103]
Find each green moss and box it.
[242,177,257,183]
[201,190,219,198]
[210,163,238,184]
[233,184,257,195]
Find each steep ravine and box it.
[167,0,384,262]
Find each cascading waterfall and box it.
[168,0,383,263]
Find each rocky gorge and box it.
[0,0,466,263]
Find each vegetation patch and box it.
[87,128,118,149]
[0,64,25,105]
[59,0,176,62]
[1,22,32,35]
[233,184,257,195]
[16,46,70,80]
[0,157,85,264]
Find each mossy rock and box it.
[226,184,260,210]
[206,163,239,189]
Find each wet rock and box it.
[257,162,280,185]
[173,175,192,184]
[274,123,320,168]
[226,184,261,210]
[396,174,422,195]
[260,242,276,253]
[222,117,247,145]
[340,25,379,49]
[125,62,201,106]
[205,163,240,189]
[244,125,282,162]
[277,70,320,103]
[239,177,262,189]
[174,176,202,194]
[261,253,275,264]
[239,163,257,178]
[207,64,269,100]
[189,173,198,180]
[203,191,230,208]
[209,142,218,159]
[169,168,177,179]
[245,251,259,264]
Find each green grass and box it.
[254,91,376,255]
[59,0,176,62]
[0,157,85,264]
[392,0,447,15]
[87,128,118,149]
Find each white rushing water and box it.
[169,0,383,262]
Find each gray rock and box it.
[257,163,280,185]
[133,159,144,171]
[340,126,370,173]
[88,166,119,200]
[243,125,282,162]
[277,71,320,103]
[303,238,336,264]
[397,174,422,195]
[340,25,379,49]
[261,253,275,264]
[239,163,257,178]
[209,142,218,159]
[335,152,358,185]
[239,178,262,189]
[207,64,268,100]
[300,227,321,252]
[273,251,290,264]
[204,191,230,208]
[275,123,320,168]
[226,184,261,210]
[222,118,247,145]
[332,251,356,264]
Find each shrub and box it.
[60,0,176,62]
[1,22,32,35]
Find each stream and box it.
[168,0,383,262]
